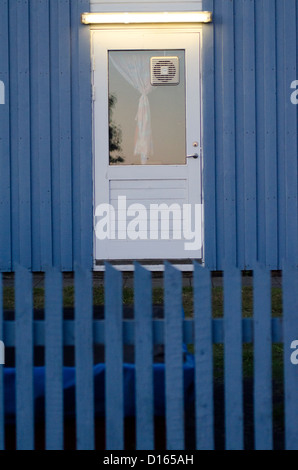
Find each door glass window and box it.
[108,50,186,165]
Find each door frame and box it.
[90,23,205,268]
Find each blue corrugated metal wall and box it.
[0,0,93,271]
[0,0,297,271]
[202,0,298,269]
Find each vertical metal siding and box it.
[255,0,266,267]
[0,0,92,272]
[276,0,287,269]
[264,0,278,267]
[9,0,32,269]
[71,0,93,271]
[222,0,237,267]
[242,0,257,267]
[50,0,73,270]
[201,0,217,269]
[234,0,245,269]
[203,0,298,268]
[30,0,52,269]
[0,0,297,271]
[0,0,11,271]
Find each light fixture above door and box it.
[81,11,212,25]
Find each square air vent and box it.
[150,56,180,86]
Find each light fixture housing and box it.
[81,11,213,25]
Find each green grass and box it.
[210,286,284,386]
[3,285,191,313]
[2,285,283,318]
[212,286,283,318]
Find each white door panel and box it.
[92,29,203,261]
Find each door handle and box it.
[186,153,199,159]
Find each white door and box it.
[92,29,203,261]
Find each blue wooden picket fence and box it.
[0,262,298,450]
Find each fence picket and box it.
[15,265,34,450]
[105,263,124,450]
[224,266,243,450]
[45,268,63,450]
[283,265,298,450]
[253,265,273,450]
[134,262,154,450]
[75,266,94,450]
[0,274,4,450]
[193,262,214,450]
[164,262,184,450]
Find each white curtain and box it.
[110,52,154,165]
